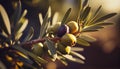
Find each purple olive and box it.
[57,25,69,37]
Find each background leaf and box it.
[94,13,117,23]
[39,7,51,38]
[0,5,11,36]
[61,8,71,25]
[23,27,34,42]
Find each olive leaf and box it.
[80,34,96,42]
[86,5,102,25]
[82,22,113,32]
[52,12,59,26]
[80,6,91,21]
[81,25,103,32]
[45,39,57,60]
[57,51,84,64]
[70,51,85,60]
[77,38,90,46]
[94,13,117,23]
[38,13,43,26]
[83,0,88,8]
[57,56,68,66]
[61,8,71,25]
[15,32,23,40]
[13,45,48,64]
[16,51,34,64]
[39,7,51,38]
[23,27,34,42]
[11,1,22,25]
[0,5,11,36]
[71,47,84,52]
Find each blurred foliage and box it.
[0,0,116,69]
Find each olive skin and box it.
[57,25,69,37]
[32,43,43,56]
[60,33,76,46]
[67,21,79,34]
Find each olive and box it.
[57,24,69,37]
[32,43,43,56]
[60,33,76,46]
[57,43,71,54]
[67,21,79,34]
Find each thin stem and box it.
[21,37,60,46]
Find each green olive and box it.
[60,34,76,46]
[32,43,43,56]
[67,21,79,34]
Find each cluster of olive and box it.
[51,21,79,54]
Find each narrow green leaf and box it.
[81,6,91,21]
[15,32,23,40]
[13,45,48,64]
[83,0,88,8]
[57,56,68,66]
[94,5,102,17]
[38,13,43,26]
[15,18,28,34]
[11,1,21,25]
[70,51,85,60]
[77,0,82,21]
[77,38,90,46]
[45,39,57,59]
[52,12,59,26]
[61,8,71,25]
[82,25,103,32]
[71,47,84,52]
[94,13,117,23]
[39,7,51,38]
[0,5,11,36]
[80,35,96,42]
[23,27,34,42]
[93,22,113,26]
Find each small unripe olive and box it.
[57,25,69,37]
[32,43,43,56]
[67,21,79,34]
[60,33,76,46]
[57,43,71,54]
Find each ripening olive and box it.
[32,43,43,56]
[57,43,71,54]
[60,33,76,46]
[57,25,69,37]
[67,21,79,34]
